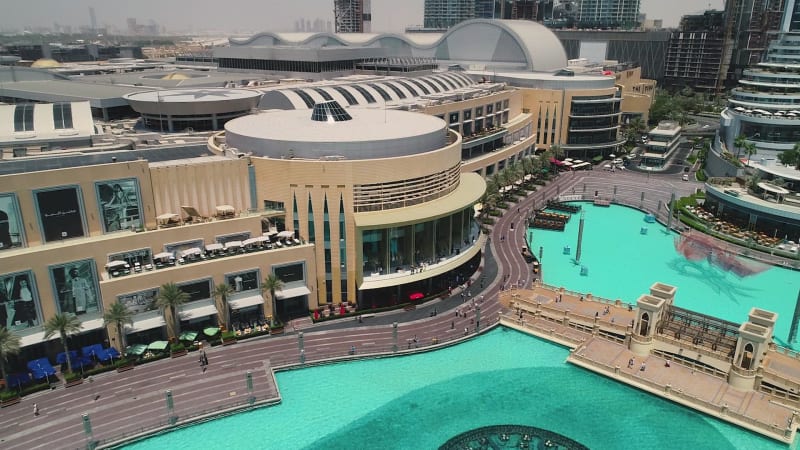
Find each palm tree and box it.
[0,327,21,382]
[155,283,190,341]
[734,134,747,159]
[213,283,234,331]
[102,302,134,353]
[744,141,757,165]
[43,314,82,374]
[262,274,284,327]
[549,144,564,159]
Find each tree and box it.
[103,302,134,353]
[0,327,21,382]
[549,144,564,159]
[262,274,284,327]
[43,313,82,374]
[213,282,234,331]
[155,283,189,341]
[778,144,800,168]
[744,141,757,165]
[734,134,748,159]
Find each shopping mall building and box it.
[0,19,654,366]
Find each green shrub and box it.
[0,389,19,400]
[170,342,186,353]
[114,358,135,368]
[20,382,51,396]
[221,330,236,341]
[696,170,708,182]
[84,364,117,377]
[64,371,83,382]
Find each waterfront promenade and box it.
[3,169,794,448]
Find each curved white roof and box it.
[224,107,447,160]
[124,88,262,115]
[227,19,567,72]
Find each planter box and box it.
[270,328,284,335]
[222,339,237,346]
[65,378,83,388]
[0,397,20,408]
[116,364,135,373]
[170,350,188,358]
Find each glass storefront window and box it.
[389,225,412,271]
[362,229,387,274]
[414,221,435,265]
[435,215,451,259]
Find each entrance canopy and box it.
[275,285,311,300]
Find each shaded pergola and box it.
[657,305,740,359]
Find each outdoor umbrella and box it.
[179,331,198,341]
[148,341,169,351]
[203,327,220,337]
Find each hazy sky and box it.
[0,0,726,34]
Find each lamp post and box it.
[165,389,176,425]
[81,413,95,449]
[392,322,398,352]
[246,371,255,405]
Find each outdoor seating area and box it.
[313,302,357,320]
[684,205,792,250]
[4,345,121,392]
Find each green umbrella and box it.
[179,331,198,341]
[126,344,148,356]
[148,340,169,351]
[203,327,220,337]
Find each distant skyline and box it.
[0,0,726,35]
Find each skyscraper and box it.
[424,0,475,29]
[334,0,371,33]
[720,0,785,87]
[663,10,726,92]
[574,0,641,29]
[88,6,97,33]
[474,0,540,20]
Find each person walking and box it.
[33,403,39,417]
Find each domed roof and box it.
[30,58,62,68]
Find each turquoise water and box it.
[528,204,800,349]
[126,329,782,450]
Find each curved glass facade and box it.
[740,121,800,143]
[361,207,477,275]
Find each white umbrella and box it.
[105,260,129,270]
[242,238,259,246]
[277,230,294,239]
[205,243,224,252]
[153,252,174,261]
[180,247,201,258]
[224,241,243,250]
[609,154,616,158]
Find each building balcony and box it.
[561,138,626,151]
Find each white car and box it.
[682,174,689,181]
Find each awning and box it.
[242,238,259,246]
[153,252,174,260]
[229,293,265,310]
[20,330,60,348]
[125,315,166,334]
[81,318,106,332]
[203,327,220,337]
[275,285,311,300]
[148,340,169,351]
[205,243,224,252]
[179,301,218,321]
[216,205,235,214]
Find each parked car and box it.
[682,173,689,181]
